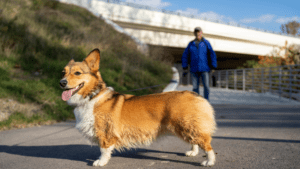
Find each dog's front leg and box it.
[185,144,199,157]
[93,145,115,167]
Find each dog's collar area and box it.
[88,89,101,100]
[88,87,114,100]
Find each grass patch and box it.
[0,0,173,130]
[0,111,56,131]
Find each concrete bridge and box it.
[60,0,300,69]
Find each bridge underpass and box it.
[60,0,300,70]
[149,45,259,69]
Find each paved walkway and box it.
[177,85,300,105]
[1,84,299,169]
[1,104,300,169]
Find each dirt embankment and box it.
[0,98,44,122]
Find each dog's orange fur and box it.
[61,49,217,166]
[93,91,216,150]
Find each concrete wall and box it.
[122,29,275,55]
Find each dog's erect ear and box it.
[68,58,75,65]
[84,48,100,72]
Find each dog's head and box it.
[60,48,106,101]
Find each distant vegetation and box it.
[239,21,300,69]
[238,42,300,69]
[280,20,300,37]
[0,0,172,130]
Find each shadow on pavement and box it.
[111,149,200,167]
[0,145,200,167]
[213,104,300,128]
[213,136,300,143]
[0,145,96,163]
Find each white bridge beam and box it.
[61,0,300,57]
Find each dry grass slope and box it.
[0,0,173,130]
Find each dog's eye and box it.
[75,72,81,76]
[62,71,66,77]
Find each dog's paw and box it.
[93,159,108,167]
[185,150,199,157]
[201,160,215,167]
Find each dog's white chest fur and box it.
[67,88,113,144]
[74,99,97,143]
[68,94,97,143]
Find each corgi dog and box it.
[60,48,217,167]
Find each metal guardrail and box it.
[96,0,299,38]
[211,65,300,101]
[174,64,300,101]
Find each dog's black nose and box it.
[60,79,67,88]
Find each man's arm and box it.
[181,43,190,70]
[206,41,217,69]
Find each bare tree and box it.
[289,44,300,64]
[280,21,300,36]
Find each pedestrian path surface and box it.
[1,106,299,169]
[177,85,300,105]
[1,84,300,169]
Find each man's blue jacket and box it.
[182,38,217,72]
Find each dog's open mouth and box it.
[62,83,84,101]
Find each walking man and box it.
[182,27,217,101]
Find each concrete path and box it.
[1,106,300,169]
[177,85,300,105]
[1,85,300,169]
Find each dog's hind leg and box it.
[93,145,115,166]
[185,144,199,157]
[201,149,215,167]
[196,134,215,167]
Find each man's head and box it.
[194,27,203,41]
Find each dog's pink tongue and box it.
[62,90,73,101]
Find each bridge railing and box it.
[95,0,299,38]
[211,65,300,101]
[174,64,300,101]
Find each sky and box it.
[124,0,300,35]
